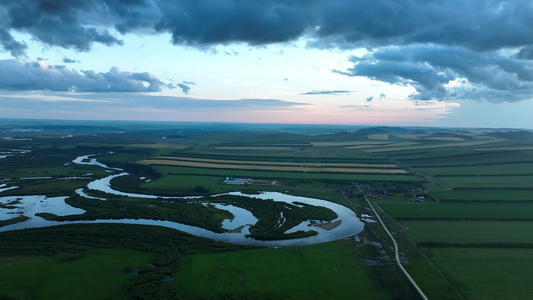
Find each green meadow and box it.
[436,175,533,189]
[0,249,154,300]
[175,242,389,300]
[425,247,533,300]
[428,190,533,202]
[2,122,533,299]
[402,220,533,244]
[377,202,533,219]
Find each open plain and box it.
[1,120,532,299]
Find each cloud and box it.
[340,105,371,110]
[0,59,167,92]
[0,28,27,56]
[172,81,196,94]
[62,58,79,64]
[2,0,533,104]
[176,83,191,94]
[0,90,308,109]
[300,90,352,95]
[516,46,533,60]
[337,44,533,102]
[3,1,532,54]
[0,90,311,122]
[366,96,374,102]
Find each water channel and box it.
[0,154,364,246]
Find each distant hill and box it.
[488,130,533,140]
[421,132,474,140]
[356,126,410,134]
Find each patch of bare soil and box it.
[315,219,342,231]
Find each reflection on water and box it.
[0,195,85,222]
[0,154,364,246]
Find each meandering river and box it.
[0,154,364,246]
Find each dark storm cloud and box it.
[300,90,352,95]
[1,0,533,102]
[308,1,533,52]
[0,28,27,56]
[3,0,532,53]
[337,45,533,102]
[154,1,310,47]
[0,59,167,92]
[516,46,533,60]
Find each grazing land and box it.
[1,120,533,299]
[175,242,390,300]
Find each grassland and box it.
[175,242,390,300]
[0,249,154,300]
[152,155,398,168]
[377,202,533,219]
[428,190,533,202]
[425,248,533,300]
[2,121,533,299]
[373,133,533,299]
[150,165,418,182]
[140,158,408,174]
[402,220,533,244]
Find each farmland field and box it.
[150,165,418,182]
[425,248,533,300]
[139,158,408,174]
[2,120,533,299]
[428,190,533,202]
[175,242,391,300]
[377,202,533,219]
[401,220,533,244]
[436,175,533,189]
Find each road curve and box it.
[363,194,429,300]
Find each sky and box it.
[1,0,533,129]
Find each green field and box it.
[417,162,533,175]
[175,242,390,300]
[428,190,533,202]
[436,175,533,189]
[3,121,533,299]
[377,202,533,219]
[426,247,533,300]
[402,220,533,244]
[153,165,419,182]
[0,249,154,300]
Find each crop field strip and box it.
[152,155,399,168]
[402,221,533,245]
[428,190,533,202]
[176,149,387,163]
[139,159,408,174]
[377,202,533,219]
[360,139,501,152]
[373,140,533,299]
[153,165,420,182]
